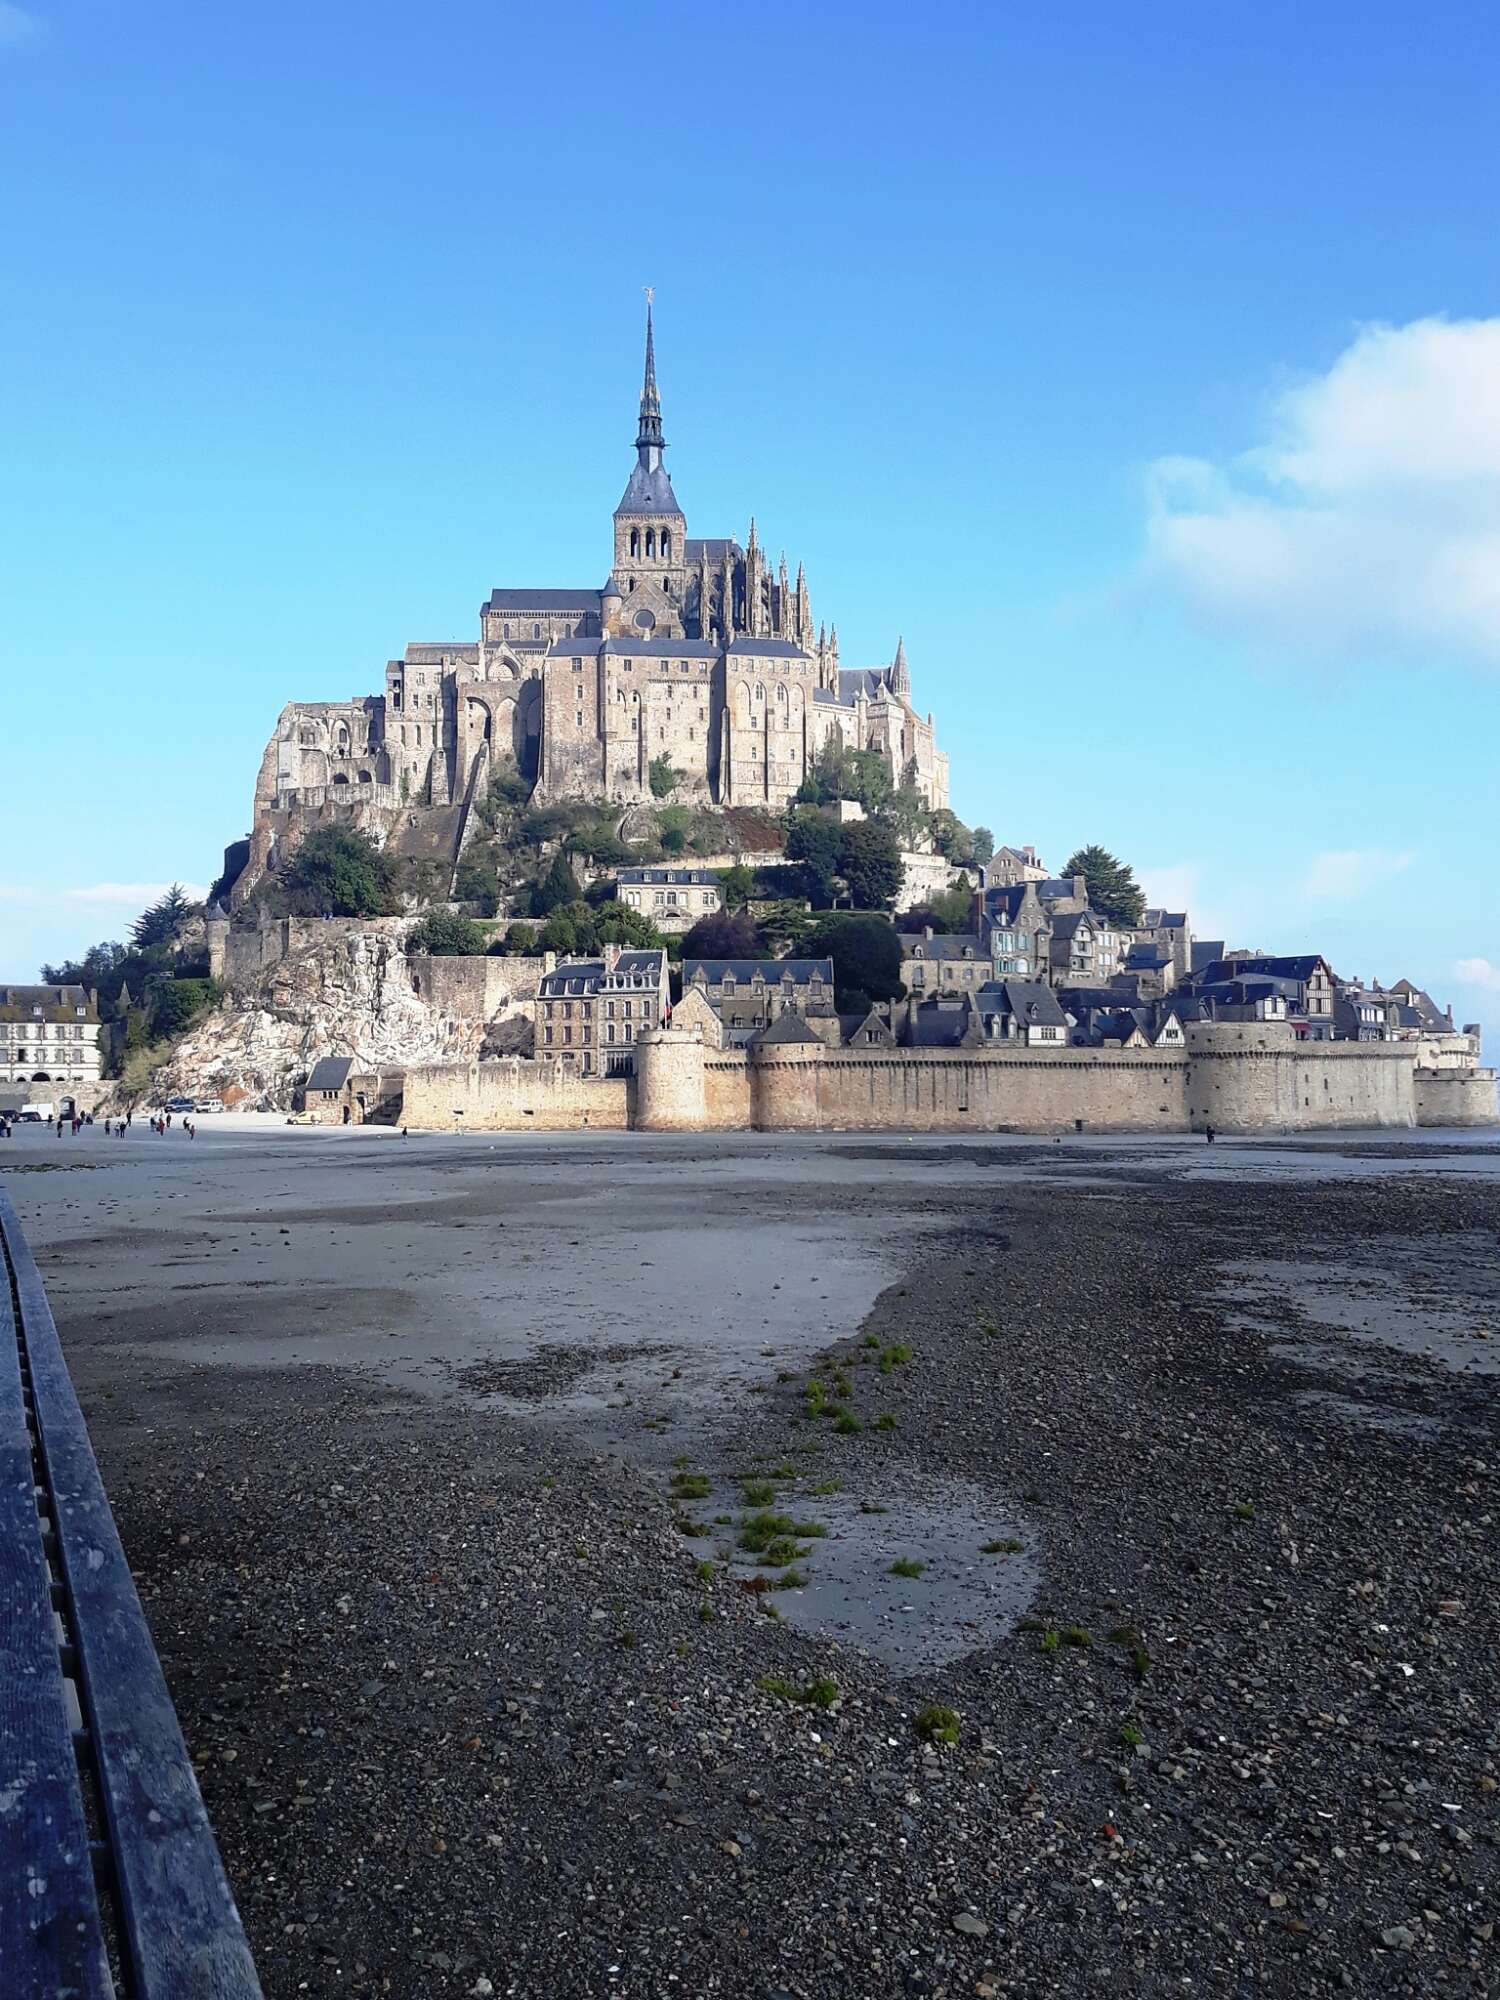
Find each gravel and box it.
[19,1136,1500,1997]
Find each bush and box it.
[282,827,394,918]
[649,755,683,799]
[786,807,842,905]
[406,910,488,957]
[505,921,538,955]
[150,977,221,1038]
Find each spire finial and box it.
[890,634,911,698]
[636,290,664,457]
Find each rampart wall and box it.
[400,1059,630,1131]
[1183,1025,1414,1131]
[1414,1067,1499,1128]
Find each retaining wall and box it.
[1414,1067,1499,1127]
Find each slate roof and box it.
[751,1012,824,1047]
[685,538,740,561]
[0,984,97,1022]
[998,979,1067,1029]
[684,957,833,988]
[616,868,721,886]
[906,999,984,1048]
[485,588,602,612]
[1036,879,1080,901]
[539,951,666,998]
[615,462,682,515]
[1142,908,1188,929]
[1124,942,1173,969]
[306,1057,354,1091]
[1195,955,1330,986]
[836,667,895,702]
[899,933,988,962]
[726,638,809,658]
[981,883,1040,922]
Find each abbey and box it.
[245,308,948,896]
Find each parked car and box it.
[17,1109,43,1123]
[285,1110,320,1125]
[194,1097,225,1114]
[164,1096,196,1113]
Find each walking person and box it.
[1205,1123,1216,1145]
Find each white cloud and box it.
[0,3,37,46]
[1147,317,1500,666]
[1455,956,1500,994]
[1299,848,1414,904]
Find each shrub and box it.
[406,910,488,957]
[282,826,393,918]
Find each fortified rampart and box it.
[401,1059,630,1131]
[404,1020,1495,1134]
[1414,1066,1500,1127]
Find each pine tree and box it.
[1062,846,1146,928]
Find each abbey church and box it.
[242,310,948,896]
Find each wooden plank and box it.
[0,1220,112,1999]
[0,1191,263,2000]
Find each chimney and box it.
[603,941,622,973]
[923,925,934,941]
[1073,875,1087,901]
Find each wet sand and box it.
[5,1124,1499,1998]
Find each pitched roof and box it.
[899,932,987,961]
[836,666,894,701]
[615,867,721,886]
[1142,908,1188,929]
[615,461,682,516]
[726,638,809,659]
[485,589,602,612]
[751,1011,824,1046]
[906,999,984,1047]
[0,984,97,1022]
[685,537,740,561]
[547,635,719,659]
[306,1056,354,1091]
[683,957,833,986]
[1195,954,1330,986]
[538,951,666,998]
[999,979,1067,1029]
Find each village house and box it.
[680,957,834,1042]
[536,945,669,1075]
[974,880,1049,978]
[0,985,103,1097]
[898,929,996,994]
[613,866,723,935]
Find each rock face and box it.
[153,928,507,1110]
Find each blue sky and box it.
[2,1,1496,1042]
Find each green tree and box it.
[786,807,842,906]
[682,909,767,959]
[971,827,995,868]
[406,910,488,956]
[487,755,532,809]
[504,921,538,954]
[534,852,583,915]
[595,903,663,948]
[794,739,848,807]
[844,748,893,815]
[649,754,683,799]
[1062,845,1146,928]
[804,913,904,1011]
[537,909,581,955]
[838,818,904,911]
[756,900,813,955]
[131,884,193,949]
[282,828,393,917]
[716,863,755,911]
[885,773,929,850]
[453,856,500,914]
[150,977,221,1037]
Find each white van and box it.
[21,1102,55,1122]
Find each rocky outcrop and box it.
[149,927,511,1110]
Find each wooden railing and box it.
[0,1186,262,1998]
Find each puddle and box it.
[675,1473,1038,1670]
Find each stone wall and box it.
[1414,1067,1500,1127]
[401,1059,630,1131]
[1183,1024,1415,1132]
[407,954,543,1026]
[400,1023,1499,1134]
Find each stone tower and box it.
[610,298,688,640]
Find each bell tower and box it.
[611,293,688,639]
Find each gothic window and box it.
[630,528,640,557]
[504,624,512,639]
[756,683,765,702]
[646,528,655,556]
[661,530,672,561]
[533,624,542,640]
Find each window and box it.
[662,531,671,560]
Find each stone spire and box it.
[890,635,910,699]
[795,562,811,647]
[636,292,664,461]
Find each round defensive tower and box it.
[634,1027,708,1131]
[748,1035,825,1131]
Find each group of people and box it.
[0,1108,201,1139]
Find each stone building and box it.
[535,946,669,1076]
[0,985,102,1095]
[236,306,949,905]
[898,930,996,994]
[613,866,723,935]
[681,957,835,1041]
